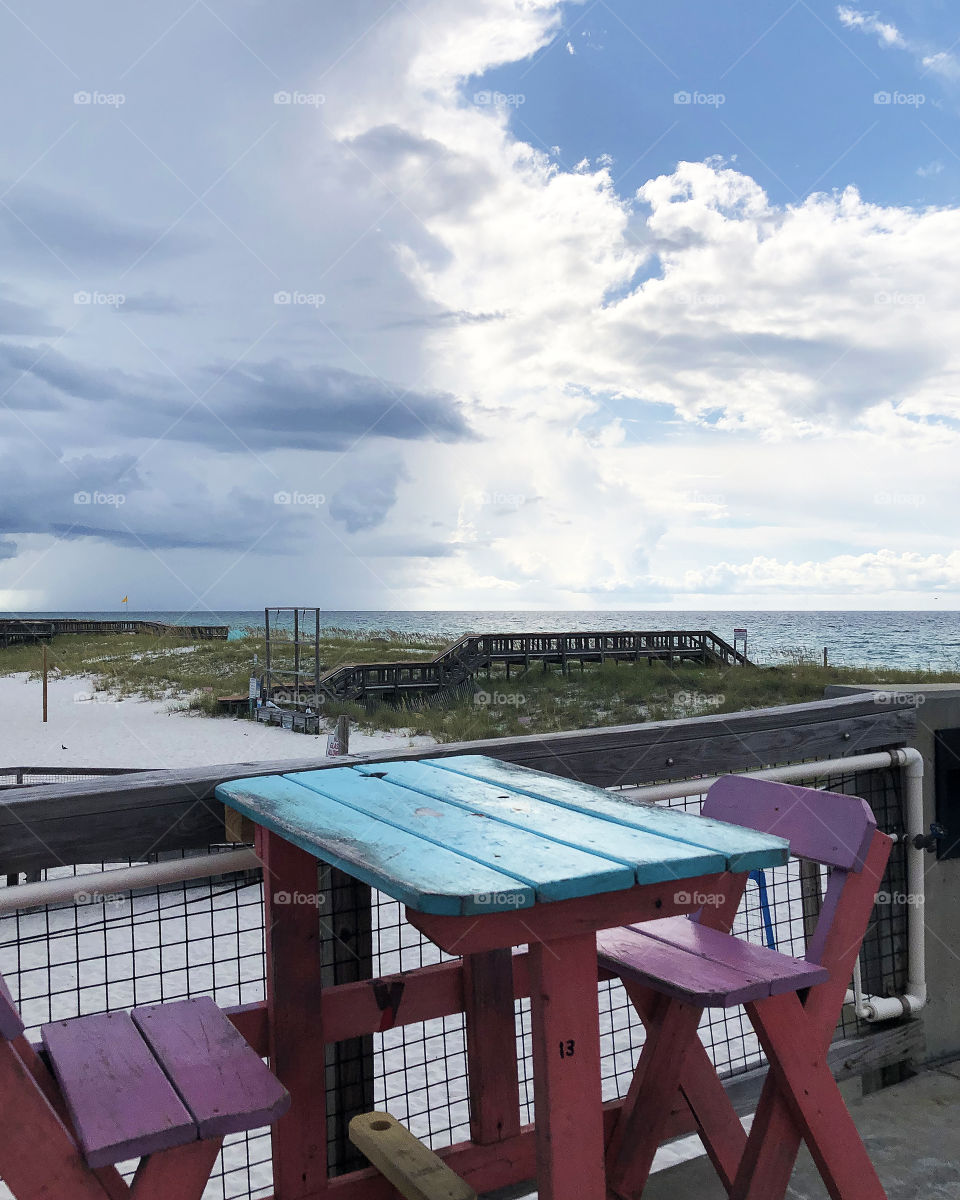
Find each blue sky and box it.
[0,0,958,613]
[479,1,960,209]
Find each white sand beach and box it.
[0,672,435,770]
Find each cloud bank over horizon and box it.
[0,0,957,612]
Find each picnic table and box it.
[216,754,789,1200]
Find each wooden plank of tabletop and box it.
[285,769,635,902]
[430,756,789,872]
[352,760,727,884]
[215,775,535,915]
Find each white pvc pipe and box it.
[616,747,927,1022]
[0,848,261,914]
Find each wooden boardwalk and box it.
[0,618,229,647]
[313,630,752,706]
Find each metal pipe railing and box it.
[0,848,260,913]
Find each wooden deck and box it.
[314,630,753,706]
[0,618,229,647]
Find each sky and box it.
[0,0,959,614]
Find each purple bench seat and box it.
[597,915,829,1007]
[41,998,289,1167]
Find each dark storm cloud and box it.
[0,341,473,450]
[0,450,296,556]
[0,185,200,270]
[0,291,60,335]
[330,460,407,532]
[160,358,475,451]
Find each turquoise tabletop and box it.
[215,755,788,916]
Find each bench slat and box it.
[132,997,289,1138]
[42,1012,196,1167]
[597,927,774,1006]
[624,916,829,995]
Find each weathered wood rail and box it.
[0,694,914,874]
[315,629,752,706]
[0,618,228,647]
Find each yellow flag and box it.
[121,595,128,603]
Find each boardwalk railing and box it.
[312,628,752,706]
[0,617,228,646]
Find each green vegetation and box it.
[1,628,957,741]
[0,628,445,715]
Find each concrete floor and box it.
[639,1064,960,1199]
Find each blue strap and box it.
[749,869,776,950]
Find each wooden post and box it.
[527,933,606,1200]
[463,950,521,1145]
[321,866,374,1177]
[42,645,48,723]
[823,647,829,667]
[335,714,350,757]
[257,828,329,1197]
[294,609,301,708]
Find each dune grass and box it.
[1,628,956,741]
[0,628,446,712]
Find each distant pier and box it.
[0,618,229,647]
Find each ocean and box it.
[7,610,960,670]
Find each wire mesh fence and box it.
[0,763,909,1199]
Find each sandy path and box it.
[0,672,434,769]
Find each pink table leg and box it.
[258,828,329,1198]
[527,932,607,1200]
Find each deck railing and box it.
[0,695,920,1200]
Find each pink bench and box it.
[0,984,289,1199]
[598,775,893,1200]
